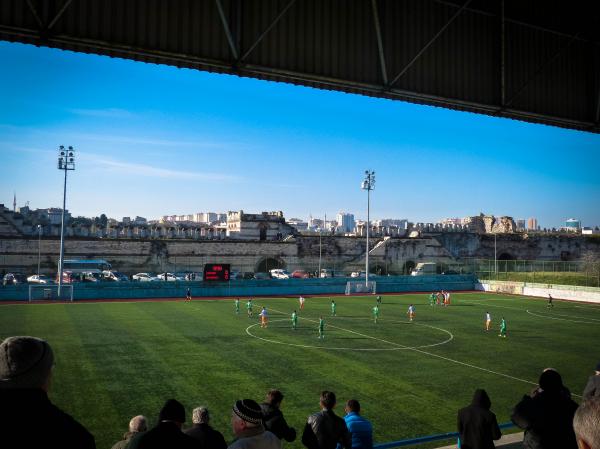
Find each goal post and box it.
[345,281,376,295]
[28,285,74,302]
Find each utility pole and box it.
[361,170,375,287]
[57,146,75,297]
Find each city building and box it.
[527,217,538,231]
[226,210,296,240]
[439,218,462,226]
[336,212,355,233]
[582,227,599,235]
[288,218,308,232]
[564,218,581,232]
[516,219,526,231]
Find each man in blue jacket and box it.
[342,399,373,449]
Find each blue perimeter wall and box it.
[0,275,476,302]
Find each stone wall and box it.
[1,233,599,276]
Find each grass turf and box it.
[1,292,598,449]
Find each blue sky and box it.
[1,41,599,228]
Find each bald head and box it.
[129,415,147,433]
[574,398,600,449]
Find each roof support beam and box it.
[503,32,580,108]
[240,0,296,63]
[215,0,239,61]
[500,0,506,107]
[47,0,74,31]
[25,0,43,29]
[371,0,388,85]
[389,0,473,88]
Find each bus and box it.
[61,259,112,274]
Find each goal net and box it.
[29,285,74,302]
[345,281,376,295]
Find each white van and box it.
[269,269,290,279]
[410,263,437,276]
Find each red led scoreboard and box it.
[203,263,231,281]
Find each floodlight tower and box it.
[361,170,375,286]
[57,146,75,296]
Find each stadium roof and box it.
[1,0,599,133]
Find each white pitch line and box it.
[265,307,541,389]
[526,310,598,324]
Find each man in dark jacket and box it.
[511,369,579,449]
[128,399,200,449]
[457,389,501,449]
[582,361,600,400]
[260,389,297,444]
[0,336,96,449]
[302,391,351,449]
[184,406,227,449]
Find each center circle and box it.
[245,318,453,351]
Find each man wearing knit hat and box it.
[128,399,199,449]
[583,361,600,400]
[0,335,96,448]
[229,399,280,449]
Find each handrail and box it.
[373,422,516,449]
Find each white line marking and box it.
[525,310,598,324]
[264,307,542,389]
[245,318,453,351]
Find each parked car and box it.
[291,270,310,279]
[253,272,271,280]
[242,272,255,280]
[229,270,241,280]
[81,272,101,282]
[156,272,181,281]
[26,274,54,284]
[132,272,158,282]
[3,273,27,285]
[102,270,130,282]
[320,269,334,278]
[270,269,290,279]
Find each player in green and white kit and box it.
[372,304,380,323]
[429,293,436,306]
[331,300,337,316]
[246,299,253,317]
[235,298,240,314]
[292,310,298,330]
[318,316,325,339]
[499,317,507,337]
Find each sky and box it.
[1,41,599,228]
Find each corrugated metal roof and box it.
[1,0,599,133]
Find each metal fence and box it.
[468,259,600,288]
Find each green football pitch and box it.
[1,292,598,449]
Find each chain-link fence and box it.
[468,259,600,287]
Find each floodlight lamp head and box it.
[68,146,73,150]
[59,145,64,150]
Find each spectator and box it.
[128,399,199,449]
[111,415,148,449]
[583,362,600,400]
[457,389,501,449]
[260,389,297,444]
[343,399,373,449]
[228,399,280,449]
[184,406,227,449]
[0,335,96,449]
[573,398,600,449]
[511,368,578,449]
[302,391,351,449]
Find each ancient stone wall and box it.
[1,233,599,276]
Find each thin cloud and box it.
[81,153,241,181]
[68,132,230,149]
[68,108,136,119]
